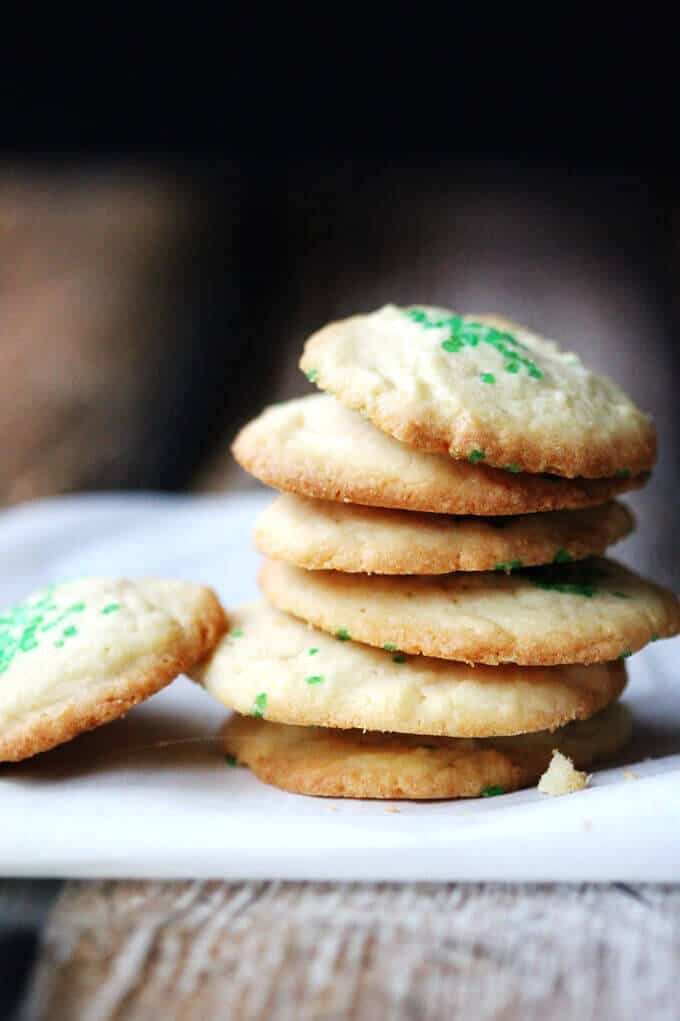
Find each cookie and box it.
[260,558,680,666]
[222,702,631,799]
[233,395,646,516]
[193,601,626,737]
[300,305,656,478]
[0,577,226,762]
[254,493,633,574]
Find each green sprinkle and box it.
[308,647,319,655]
[504,464,521,473]
[651,633,659,642]
[495,560,523,574]
[392,654,407,664]
[442,337,463,353]
[532,580,596,597]
[482,785,506,797]
[102,603,121,615]
[620,649,632,659]
[480,372,496,384]
[306,675,324,685]
[230,628,244,638]
[406,309,429,325]
[610,591,629,599]
[225,754,239,767]
[383,643,397,651]
[615,468,631,479]
[406,309,543,380]
[524,563,607,598]
[553,548,573,564]
[336,628,351,641]
[0,585,94,674]
[40,601,86,632]
[305,369,319,383]
[253,692,267,718]
[468,449,485,464]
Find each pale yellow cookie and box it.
[233,395,646,516]
[254,493,633,574]
[193,601,626,738]
[260,558,680,666]
[300,305,656,478]
[0,578,226,762]
[222,702,631,799]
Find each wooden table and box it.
[6,879,678,1019]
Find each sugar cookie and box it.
[260,557,680,665]
[254,493,633,574]
[193,601,626,737]
[0,577,226,761]
[222,702,631,799]
[233,396,645,516]
[300,305,655,478]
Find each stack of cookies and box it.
[195,306,680,800]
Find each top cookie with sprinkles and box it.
[0,577,226,762]
[300,305,656,478]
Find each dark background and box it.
[0,20,677,583]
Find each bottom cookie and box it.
[222,702,632,800]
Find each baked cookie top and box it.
[233,396,645,516]
[260,558,680,666]
[300,305,656,478]
[254,493,633,574]
[222,703,631,800]
[0,577,226,761]
[193,600,626,737]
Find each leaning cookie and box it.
[260,558,680,666]
[193,601,626,737]
[223,702,632,799]
[255,494,633,574]
[0,578,226,762]
[300,305,656,478]
[233,396,646,517]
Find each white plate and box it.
[1,492,679,881]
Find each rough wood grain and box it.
[22,881,680,1021]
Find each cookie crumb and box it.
[538,750,590,796]
[385,805,400,814]
[623,769,639,781]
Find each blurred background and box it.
[0,19,677,585]
[1,158,675,584]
